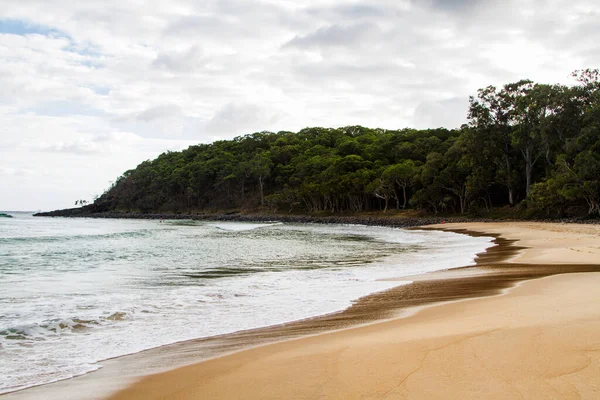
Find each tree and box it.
[558,152,600,215]
[437,142,473,214]
[503,80,555,194]
[368,177,394,212]
[383,160,417,209]
[468,85,518,205]
[250,151,273,207]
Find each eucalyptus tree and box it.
[559,151,600,215]
[468,85,518,205]
[250,151,273,207]
[502,80,560,194]
[383,160,418,209]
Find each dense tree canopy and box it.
[92,70,600,217]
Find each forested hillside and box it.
[91,69,600,217]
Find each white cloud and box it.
[153,46,207,72]
[1,0,599,210]
[0,113,195,210]
[204,102,285,136]
[131,104,183,122]
[412,98,469,129]
[285,22,382,49]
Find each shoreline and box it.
[2,226,494,399]
[110,273,600,399]
[4,222,600,399]
[32,208,600,228]
[106,222,600,400]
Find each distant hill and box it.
[40,70,600,219]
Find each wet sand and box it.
[105,222,600,399]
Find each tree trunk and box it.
[482,197,489,212]
[504,155,515,205]
[457,186,468,214]
[402,185,407,209]
[586,197,600,215]
[258,176,264,206]
[375,193,389,213]
[523,146,542,195]
[525,147,533,194]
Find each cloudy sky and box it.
[1,0,599,211]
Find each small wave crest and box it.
[106,312,128,321]
[183,267,257,279]
[209,222,282,232]
[0,230,153,244]
[0,312,133,342]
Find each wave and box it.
[182,267,257,279]
[164,220,202,226]
[209,222,283,232]
[0,312,133,342]
[0,230,153,244]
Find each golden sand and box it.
[106,222,600,400]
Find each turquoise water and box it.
[0,213,492,394]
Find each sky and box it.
[1,0,599,211]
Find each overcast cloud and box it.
[1,0,599,210]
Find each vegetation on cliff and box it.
[88,70,600,218]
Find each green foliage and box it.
[93,70,600,217]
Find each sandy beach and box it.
[105,222,600,400]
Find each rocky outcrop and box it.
[34,208,600,227]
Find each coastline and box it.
[4,222,600,399]
[2,225,494,399]
[106,222,600,400]
[32,208,600,228]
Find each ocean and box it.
[0,212,493,394]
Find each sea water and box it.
[0,212,493,394]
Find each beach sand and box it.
[106,222,600,400]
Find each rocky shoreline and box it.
[34,209,453,228]
[32,208,600,228]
